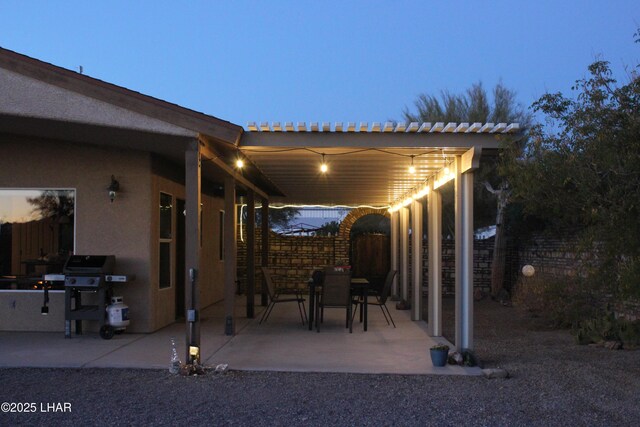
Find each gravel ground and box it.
[1,299,639,426]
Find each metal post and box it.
[246,189,255,318]
[261,198,269,306]
[455,157,474,351]
[185,141,201,363]
[461,168,474,350]
[224,177,236,335]
[399,207,410,303]
[390,211,399,300]
[427,189,442,336]
[411,199,423,321]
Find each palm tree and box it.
[403,82,531,296]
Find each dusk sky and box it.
[1,1,638,128]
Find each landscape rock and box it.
[474,289,486,301]
[604,341,622,350]
[482,368,509,379]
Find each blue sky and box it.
[1,1,638,127]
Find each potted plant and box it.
[430,344,450,367]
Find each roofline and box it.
[0,47,243,145]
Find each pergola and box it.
[209,120,520,356]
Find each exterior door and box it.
[351,233,390,291]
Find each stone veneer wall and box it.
[506,234,585,281]
[505,232,639,319]
[237,226,494,295]
[237,208,387,291]
[237,226,349,291]
[238,220,638,319]
[418,238,494,296]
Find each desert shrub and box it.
[617,320,640,349]
[512,273,601,328]
[575,313,640,348]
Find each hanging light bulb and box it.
[408,155,416,174]
[320,154,328,173]
[235,158,244,169]
[442,149,450,174]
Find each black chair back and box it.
[378,270,397,304]
[311,269,324,286]
[322,269,351,307]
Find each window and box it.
[0,189,75,290]
[159,192,173,289]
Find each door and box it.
[351,233,390,291]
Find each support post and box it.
[399,206,410,303]
[427,188,442,336]
[224,177,237,335]
[246,189,255,318]
[455,157,474,351]
[390,211,399,300]
[185,141,201,363]
[261,198,269,306]
[411,199,423,321]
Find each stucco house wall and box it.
[1,49,237,334]
[0,136,153,332]
[0,135,228,333]
[150,172,226,329]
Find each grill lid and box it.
[63,255,115,275]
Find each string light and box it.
[235,158,244,169]
[320,154,328,173]
[442,149,449,174]
[408,155,416,174]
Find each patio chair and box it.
[259,267,307,325]
[353,269,397,328]
[316,268,352,333]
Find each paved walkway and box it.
[0,296,480,375]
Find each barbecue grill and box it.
[47,255,134,338]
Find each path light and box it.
[522,264,535,277]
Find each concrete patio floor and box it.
[0,296,481,376]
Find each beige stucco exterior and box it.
[0,50,241,335]
[0,136,225,333]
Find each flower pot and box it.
[430,348,448,367]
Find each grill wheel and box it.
[99,325,115,340]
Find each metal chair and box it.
[259,267,307,325]
[316,268,352,333]
[353,269,397,327]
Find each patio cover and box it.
[236,121,521,353]
[239,121,518,207]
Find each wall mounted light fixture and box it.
[108,175,120,203]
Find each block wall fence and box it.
[236,219,639,319]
